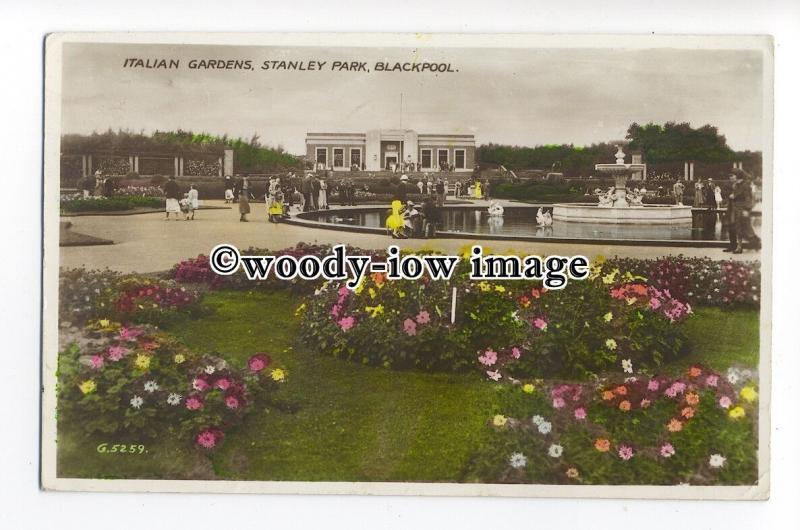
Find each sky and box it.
[60,43,766,154]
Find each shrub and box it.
[60,195,164,212]
[57,322,286,449]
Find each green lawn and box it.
[57,291,760,482]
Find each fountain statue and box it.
[552,147,692,225]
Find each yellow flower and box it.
[626,297,637,305]
[365,304,384,318]
[492,414,508,427]
[98,319,111,328]
[398,291,406,298]
[602,269,619,285]
[494,285,506,293]
[728,406,746,419]
[522,383,535,394]
[134,354,151,370]
[594,255,606,265]
[478,281,491,292]
[173,353,185,364]
[294,303,306,316]
[368,287,377,299]
[354,281,365,294]
[740,386,758,403]
[270,368,287,382]
[603,312,613,322]
[605,338,617,350]
[78,380,96,395]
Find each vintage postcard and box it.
[41,33,772,498]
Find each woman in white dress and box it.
[318,178,329,210]
[187,184,199,220]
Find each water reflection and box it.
[315,207,760,242]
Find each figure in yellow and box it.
[474,181,483,199]
[268,189,285,223]
[386,200,407,238]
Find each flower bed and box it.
[465,364,758,485]
[58,321,286,449]
[298,254,692,377]
[602,256,760,308]
[59,268,207,327]
[60,194,164,213]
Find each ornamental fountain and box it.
[552,146,693,225]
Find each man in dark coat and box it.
[725,169,760,253]
[301,173,315,211]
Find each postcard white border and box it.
[41,32,773,499]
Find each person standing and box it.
[694,181,704,207]
[187,184,199,220]
[318,177,329,210]
[672,180,685,206]
[435,178,445,207]
[223,175,234,203]
[237,175,251,222]
[483,179,491,201]
[704,178,717,209]
[301,173,314,211]
[417,179,424,194]
[163,175,181,220]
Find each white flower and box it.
[709,453,726,468]
[727,368,740,385]
[621,359,633,374]
[624,376,638,383]
[537,421,552,435]
[204,365,216,375]
[548,444,563,458]
[532,415,545,426]
[130,395,144,409]
[143,380,159,393]
[166,393,182,406]
[509,452,527,469]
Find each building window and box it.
[333,148,345,168]
[350,148,361,169]
[315,147,327,167]
[437,149,449,169]
[421,149,432,169]
[454,149,466,169]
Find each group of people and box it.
[385,197,442,239]
[163,175,199,220]
[78,170,116,198]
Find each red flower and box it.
[247,353,271,372]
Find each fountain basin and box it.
[552,203,693,225]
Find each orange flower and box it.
[370,272,386,286]
[619,400,631,412]
[602,390,615,401]
[640,399,651,408]
[681,407,695,419]
[667,418,683,432]
[614,385,628,396]
[687,366,702,378]
[595,438,611,452]
[685,393,700,406]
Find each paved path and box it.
[59,200,759,273]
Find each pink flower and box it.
[224,395,239,410]
[185,395,204,410]
[660,443,675,458]
[552,397,566,409]
[486,370,502,381]
[330,304,341,317]
[647,379,660,391]
[618,445,634,461]
[533,317,548,331]
[195,428,223,449]
[89,355,104,369]
[118,326,143,342]
[574,407,587,420]
[719,395,733,409]
[247,353,271,372]
[478,349,498,366]
[337,316,356,331]
[649,298,662,310]
[106,345,129,362]
[215,378,231,390]
[403,318,417,336]
[192,377,209,392]
[706,375,719,387]
[511,347,521,359]
[415,311,430,324]
[337,286,349,297]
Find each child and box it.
[268,189,285,223]
[179,193,193,221]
